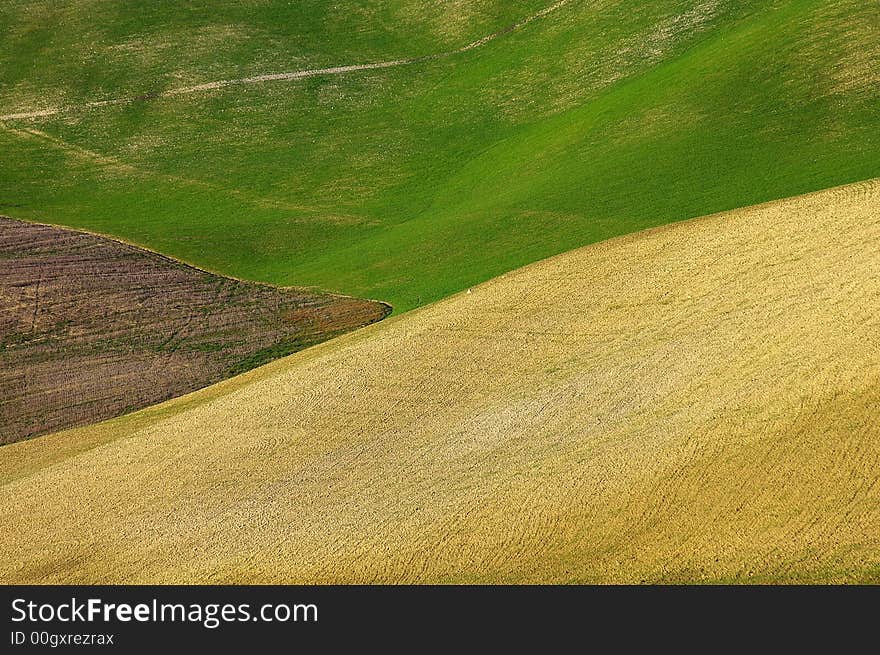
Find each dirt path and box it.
[0,0,574,121]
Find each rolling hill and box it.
[0,216,388,444]
[2,180,877,584]
[1,0,878,311]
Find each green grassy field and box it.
[3,180,878,583]
[1,0,877,311]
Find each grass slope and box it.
[2,180,878,583]
[0,216,389,444]
[1,0,877,310]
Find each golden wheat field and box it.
[1,179,878,584]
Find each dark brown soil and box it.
[0,217,390,445]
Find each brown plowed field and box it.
[1,180,878,583]
[0,217,389,444]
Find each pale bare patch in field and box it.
[786,1,879,100]
[392,0,563,46]
[1,0,574,121]
[602,104,705,144]
[2,179,878,583]
[603,0,724,74]
[487,0,728,121]
[107,24,252,82]
[402,0,497,43]
[830,50,879,96]
[0,82,68,120]
[116,133,167,159]
[826,21,879,98]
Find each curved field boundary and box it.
[1,178,877,583]
[0,0,574,121]
[0,217,389,445]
